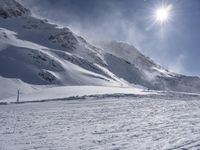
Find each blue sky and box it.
[20,0,200,76]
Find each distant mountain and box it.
[0,0,200,99]
[98,41,200,93]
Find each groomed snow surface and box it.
[1,86,153,103]
[1,95,200,150]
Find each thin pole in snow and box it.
[17,90,19,103]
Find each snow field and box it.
[1,96,200,150]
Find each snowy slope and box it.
[1,85,156,103]
[1,0,200,100]
[98,41,200,93]
[0,0,133,100]
[0,26,127,99]
[0,17,128,99]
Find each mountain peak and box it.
[0,0,30,18]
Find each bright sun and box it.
[155,5,172,24]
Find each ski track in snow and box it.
[1,97,200,150]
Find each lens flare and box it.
[154,5,172,24]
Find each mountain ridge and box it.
[1,0,200,99]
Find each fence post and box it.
[17,90,19,103]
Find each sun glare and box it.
[154,5,172,24]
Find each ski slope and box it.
[1,96,200,150]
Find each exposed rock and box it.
[0,0,30,18]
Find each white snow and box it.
[0,11,200,97]
[0,76,41,99]
[0,27,130,100]
[1,1,200,150]
[1,86,153,103]
[1,96,200,150]
[0,27,47,50]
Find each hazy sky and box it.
[20,0,200,76]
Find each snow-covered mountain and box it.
[1,0,200,99]
[98,41,200,93]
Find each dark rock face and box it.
[38,70,56,83]
[0,0,30,18]
[48,28,79,52]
